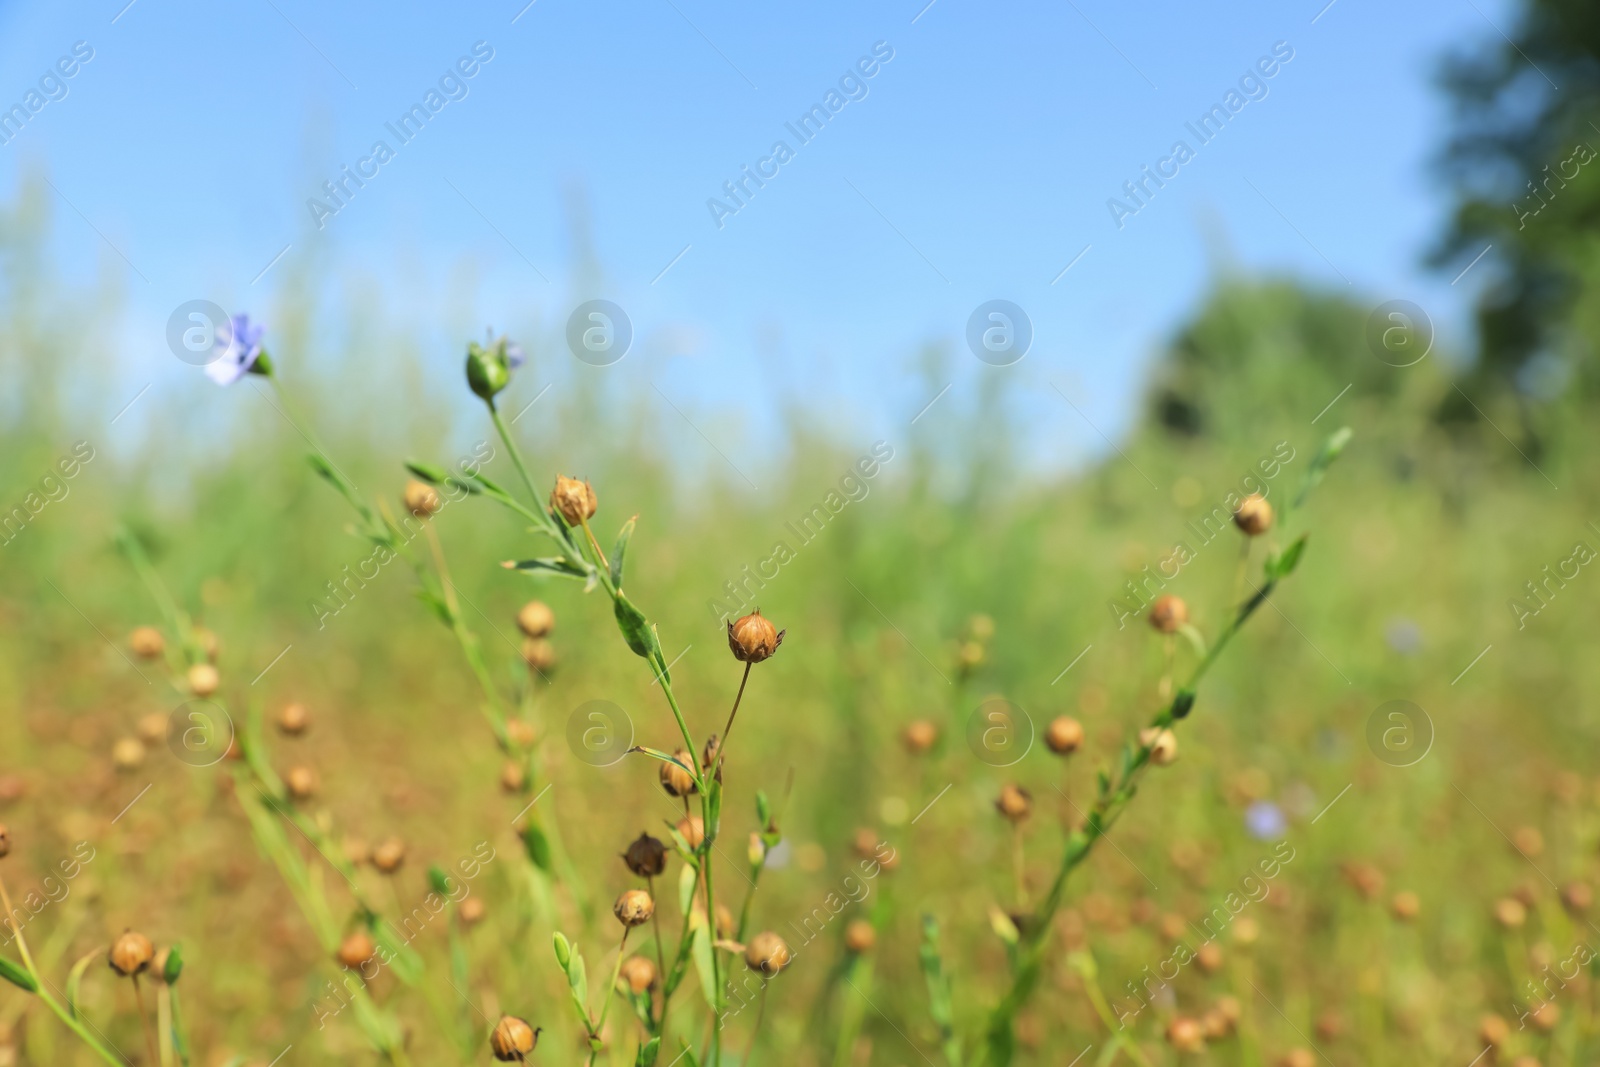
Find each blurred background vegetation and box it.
[1,2,1599,1065]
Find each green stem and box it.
[594,928,632,1038]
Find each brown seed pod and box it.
[458,896,486,926]
[1314,1010,1343,1042]
[285,766,318,802]
[403,479,442,518]
[0,823,10,858]
[108,930,154,977]
[129,626,165,659]
[112,737,146,772]
[1195,941,1224,974]
[187,663,219,698]
[744,931,791,976]
[619,955,657,995]
[1492,897,1527,929]
[1044,716,1084,756]
[516,601,555,639]
[490,1014,539,1061]
[701,734,724,785]
[550,475,597,526]
[136,712,168,745]
[623,833,668,878]
[1165,1016,1205,1053]
[1390,891,1420,922]
[500,761,526,794]
[1278,1051,1315,1067]
[1233,494,1273,536]
[1530,1001,1560,1032]
[1478,1014,1510,1047]
[372,837,406,875]
[336,931,376,970]
[852,828,880,859]
[1562,880,1593,914]
[520,637,556,672]
[1148,594,1189,634]
[278,702,310,736]
[505,719,538,749]
[613,889,655,927]
[659,750,697,798]
[1140,727,1178,766]
[902,719,939,754]
[844,920,876,953]
[675,816,706,850]
[727,610,784,663]
[995,784,1033,823]
[1513,825,1545,857]
[1201,1009,1232,1041]
[715,903,735,940]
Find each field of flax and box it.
[1,227,1598,1067]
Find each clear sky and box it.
[0,0,1499,477]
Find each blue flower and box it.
[1385,618,1422,655]
[205,314,266,385]
[1245,800,1287,841]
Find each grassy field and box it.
[0,217,1596,1067]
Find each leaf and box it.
[755,790,772,832]
[506,557,590,581]
[1268,534,1309,581]
[404,460,449,485]
[1293,426,1354,509]
[427,865,452,896]
[635,1035,662,1067]
[613,592,657,660]
[1170,689,1196,720]
[66,947,100,1011]
[610,516,637,589]
[988,908,1019,945]
[630,746,697,783]
[689,916,717,1012]
[568,947,589,1007]
[413,588,454,625]
[0,954,37,994]
[678,863,698,916]
[522,822,553,871]
[553,932,572,970]
[162,943,185,984]
[675,1044,702,1067]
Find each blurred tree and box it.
[1433,0,1600,447]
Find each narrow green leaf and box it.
[678,863,698,916]
[635,1035,662,1067]
[610,515,637,589]
[1269,534,1309,580]
[404,460,450,485]
[613,591,656,659]
[522,822,553,871]
[427,865,452,896]
[689,917,717,1012]
[67,947,100,1011]
[506,557,590,580]
[0,954,37,994]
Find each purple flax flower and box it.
[205,314,266,385]
[1245,800,1288,841]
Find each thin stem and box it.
[647,876,668,1019]
[595,927,632,1037]
[579,515,610,572]
[741,985,771,1066]
[487,401,545,512]
[133,975,160,1067]
[1011,824,1027,910]
[157,984,174,1067]
[714,663,753,782]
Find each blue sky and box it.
[0,0,1498,476]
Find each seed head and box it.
[0,824,9,858]
[285,766,318,801]
[1562,880,1593,914]
[516,600,555,639]
[619,955,657,995]
[623,833,668,878]
[957,641,985,671]
[490,1014,539,1061]
[1195,941,1224,974]
[659,750,697,798]
[1140,727,1178,766]
[500,762,526,793]
[458,897,486,926]
[134,713,166,745]
[1231,917,1259,945]
[613,889,655,927]
[278,702,310,736]
[129,626,165,659]
[1278,1051,1315,1067]
[675,816,706,850]
[1531,1001,1560,1032]
[112,737,146,772]
[1390,891,1420,922]
[995,784,1032,823]
[1341,862,1384,900]
[851,828,880,859]
[108,930,154,977]
[550,475,597,526]
[1314,1011,1342,1042]
[187,663,219,697]
[902,719,939,754]
[844,920,875,953]
[505,720,538,748]
[1512,825,1544,857]
[372,837,406,875]
[1233,494,1273,536]
[520,637,556,673]
[1478,1014,1510,1047]
[727,610,783,663]
[1044,716,1084,756]
[745,931,791,976]
[336,931,376,970]
[152,947,180,985]
[1201,1010,1233,1041]
[715,903,735,939]
[403,479,442,519]
[702,734,724,785]
[1148,594,1189,635]
[1493,897,1527,929]
[1164,1016,1205,1053]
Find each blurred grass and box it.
[1,185,1597,1067]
